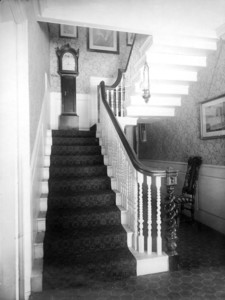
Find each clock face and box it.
[62,52,76,71]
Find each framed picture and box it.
[200,94,225,139]
[87,28,119,54]
[127,33,135,46]
[60,25,78,38]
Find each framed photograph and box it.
[87,28,119,54]
[60,25,78,38]
[127,33,135,46]
[200,94,225,139]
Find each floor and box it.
[30,217,225,300]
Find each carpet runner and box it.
[43,129,136,289]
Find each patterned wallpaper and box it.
[49,24,131,94]
[140,39,225,166]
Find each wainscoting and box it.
[141,159,225,235]
[50,92,90,130]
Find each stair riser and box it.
[40,192,121,212]
[34,224,132,260]
[46,211,121,230]
[44,155,104,167]
[51,130,96,137]
[44,233,128,257]
[48,179,111,193]
[46,145,102,156]
[43,260,136,290]
[37,209,127,233]
[42,178,113,194]
[48,166,107,179]
[43,165,112,180]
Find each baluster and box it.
[133,170,138,251]
[126,160,129,211]
[121,74,125,117]
[106,89,109,105]
[156,176,162,255]
[137,172,144,253]
[115,87,119,117]
[165,168,179,270]
[147,176,152,255]
[111,89,114,113]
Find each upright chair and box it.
[175,156,202,225]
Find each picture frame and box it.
[87,28,119,54]
[200,94,225,139]
[60,25,78,38]
[127,33,135,46]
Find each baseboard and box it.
[141,159,225,235]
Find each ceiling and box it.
[35,0,225,38]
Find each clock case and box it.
[56,44,80,129]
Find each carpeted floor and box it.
[42,129,136,290]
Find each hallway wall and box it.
[27,3,50,155]
[139,39,225,166]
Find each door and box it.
[61,75,76,114]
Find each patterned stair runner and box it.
[43,129,136,289]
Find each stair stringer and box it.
[125,34,218,119]
[97,123,170,276]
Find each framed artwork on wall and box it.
[60,25,78,38]
[126,33,135,46]
[87,28,119,54]
[200,94,225,139]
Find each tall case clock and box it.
[56,44,79,129]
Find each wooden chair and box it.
[175,156,202,225]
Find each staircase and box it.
[125,34,218,120]
[32,129,136,291]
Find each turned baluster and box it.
[156,176,162,255]
[133,170,138,251]
[137,172,144,253]
[147,176,152,255]
[110,89,114,113]
[115,87,119,117]
[165,168,179,270]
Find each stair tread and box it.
[49,175,110,182]
[48,189,115,197]
[47,205,120,215]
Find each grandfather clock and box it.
[56,44,79,129]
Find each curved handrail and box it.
[105,34,136,90]
[100,81,166,177]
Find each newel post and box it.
[165,167,179,270]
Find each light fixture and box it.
[142,62,150,103]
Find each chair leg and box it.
[191,205,195,223]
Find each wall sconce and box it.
[142,62,150,103]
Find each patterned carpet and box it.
[42,129,136,290]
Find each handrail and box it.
[105,34,136,90]
[100,81,166,177]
